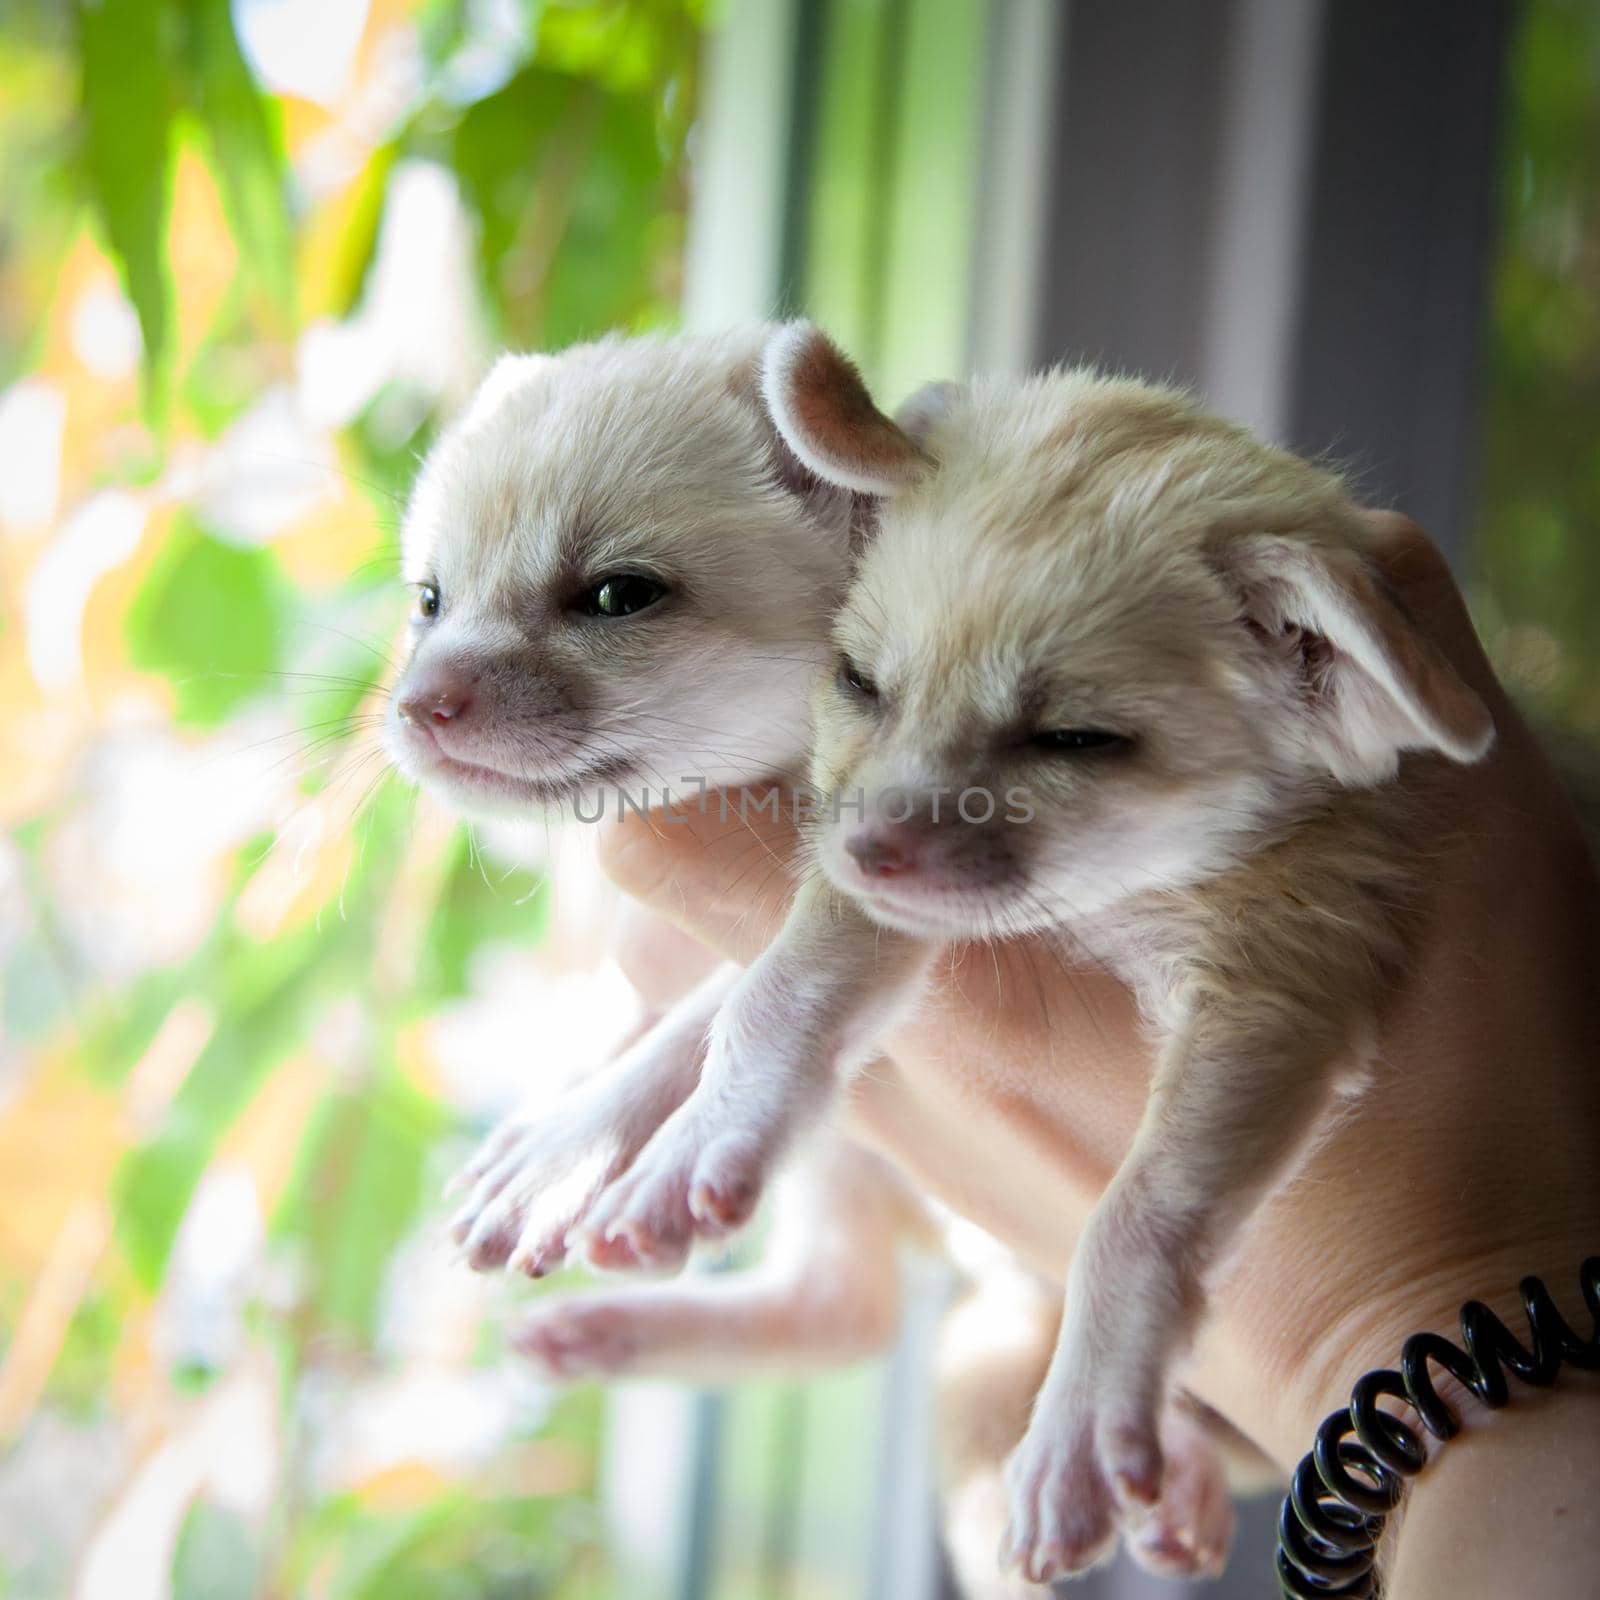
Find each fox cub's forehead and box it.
[849,429,1264,695]
[408,389,744,592]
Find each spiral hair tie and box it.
[1275,1255,1600,1597]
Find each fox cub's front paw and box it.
[446,1039,699,1277]
[446,1110,619,1278]
[1001,1392,1128,1583]
[1001,1389,1234,1584]
[1124,1409,1234,1582]
[569,1109,770,1273]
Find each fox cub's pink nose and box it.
[846,831,919,877]
[398,670,475,727]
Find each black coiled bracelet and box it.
[1275,1255,1600,1598]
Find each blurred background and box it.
[0,1,1596,1597]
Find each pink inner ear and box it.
[764,324,926,494]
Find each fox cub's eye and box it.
[1031,728,1129,753]
[581,574,667,618]
[838,655,879,699]
[416,584,441,619]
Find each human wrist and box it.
[1380,1383,1600,1599]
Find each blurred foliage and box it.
[0,2,703,1596]
[1474,0,1600,734]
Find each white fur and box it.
[409,326,1156,1594]
[387,326,853,815]
[410,332,1329,1590]
[573,363,1494,1583]
[402,325,879,1283]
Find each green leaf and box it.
[299,1487,577,1600]
[327,140,398,320]
[116,1131,203,1290]
[278,1066,446,1339]
[451,64,578,327]
[124,517,291,727]
[48,1289,120,1418]
[172,1500,259,1600]
[109,778,412,1288]
[539,91,666,346]
[114,917,370,1288]
[419,833,550,1004]
[450,62,673,347]
[77,0,176,412]
[180,0,293,313]
[110,775,419,1289]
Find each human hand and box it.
[599,513,1600,1585]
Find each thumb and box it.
[596,785,802,964]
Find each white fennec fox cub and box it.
[386,324,1390,1590]
[566,329,1495,1582]
[384,324,887,1285]
[385,326,1146,1597]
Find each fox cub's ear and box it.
[893,380,963,454]
[1222,532,1495,786]
[760,322,929,496]
[456,352,558,432]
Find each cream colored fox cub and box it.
[569,327,1495,1583]
[383,325,1249,1593]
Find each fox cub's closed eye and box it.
[1030,728,1129,753]
[579,574,668,619]
[838,654,879,700]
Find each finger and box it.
[596,785,802,964]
